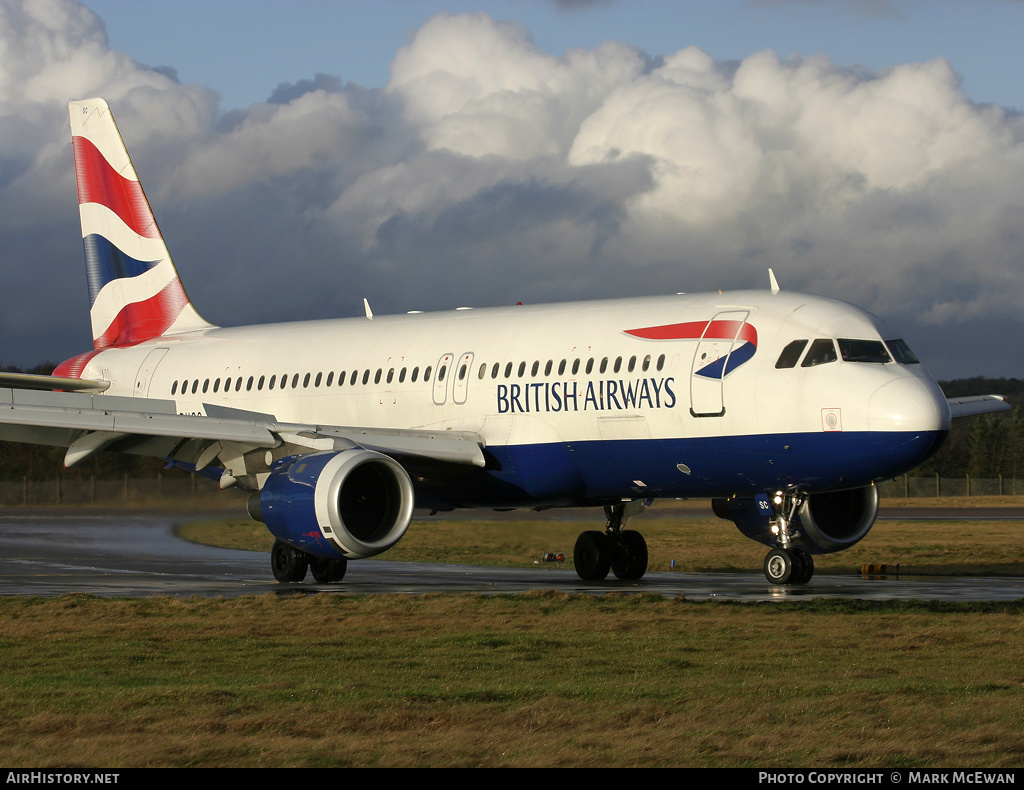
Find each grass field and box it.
[178,496,1024,577]
[1,595,1022,767]
[1,498,1023,767]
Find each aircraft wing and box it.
[946,395,1012,419]
[0,388,485,482]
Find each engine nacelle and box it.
[713,484,879,554]
[251,449,415,559]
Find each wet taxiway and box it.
[1,511,1022,601]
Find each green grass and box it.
[3,501,1024,767]
[178,508,1024,576]
[0,595,1023,767]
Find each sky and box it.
[2,0,1024,379]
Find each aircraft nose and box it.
[868,375,951,433]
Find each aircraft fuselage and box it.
[65,288,950,509]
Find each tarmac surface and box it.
[0,510,1022,601]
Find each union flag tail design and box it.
[69,98,213,349]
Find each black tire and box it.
[574,530,611,581]
[791,548,814,585]
[310,557,348,583]
[763,548,794,585]
[271,540,309,583]
[611,529,648,581]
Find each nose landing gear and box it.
[764,546,814,585]
[763,491,814,585]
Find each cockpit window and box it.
[885,339,920,365]
[775,339,808,369]
[801,338,837,367]
[838,339,891,364]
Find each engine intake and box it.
[253,449,415,559]
[795,485,879,553]
[713,484,879,554]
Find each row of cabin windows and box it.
[471,353,666,382]
[170,353,668,397]
[172,366,433,396]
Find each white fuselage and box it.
[73,289,950,506]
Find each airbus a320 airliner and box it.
[0,99,1009,586]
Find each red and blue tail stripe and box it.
[69,98,211,351]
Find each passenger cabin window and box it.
[886,339,920,365]
[775,339,808,369]
[838,339,891,364]
[801,339,838,367]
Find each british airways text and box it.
[496,378,676,414]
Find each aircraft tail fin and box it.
[68,98,214,350]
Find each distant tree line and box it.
[920,378,1024,480]
[0,363,1021,481]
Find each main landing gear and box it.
[573,501,649,581]
[271,540,348,583]
[762,491,814,586]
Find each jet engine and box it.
[713,484,879,554]
[250,449,415,559]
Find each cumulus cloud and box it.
[0,0,1023,377]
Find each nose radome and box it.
[868,376,951,433]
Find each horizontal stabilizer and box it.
[0,372,109,393]
[947,395,1012,419]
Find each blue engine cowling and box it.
[251,449,415,559]
[712,484,879,554]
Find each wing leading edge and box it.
[947,395,1012,419]
[0,388,485,484]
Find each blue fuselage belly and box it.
[421,429,947,508]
